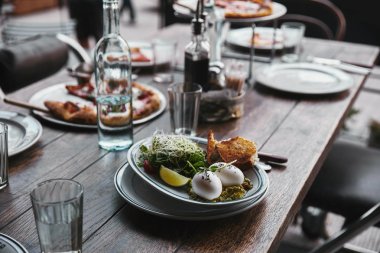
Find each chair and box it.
[1,20,76,44]
[0,33,90,93]
[159,0,192,27]
[302,139,380,252]
[276,0,346,40]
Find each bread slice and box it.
[216,136,256,170]
[207,130,221,164]
[206,130,257,170]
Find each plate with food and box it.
[29,82,166,129]
[129,41,154,68]
[127,131,269,207]
[114,162,268,220]
[226,27,283,50]
[173,0,286,23]
[0,111,43,156]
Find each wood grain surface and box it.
[0,24,379,253]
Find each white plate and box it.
[255,63,354,95]
[0,111,42,157]
[114,163,268,220]
[226,27,283,50]
[173,1,287,23]
[129,41,154,68]
[127,136,269,207]
[29,83,167,129]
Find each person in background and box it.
[120,0,136,24]
[68,0,103,49]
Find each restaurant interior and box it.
[0,0,379,252]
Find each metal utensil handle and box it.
[258,152,288,164]
[4,97,50,113]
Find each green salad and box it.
[139,134,206,177]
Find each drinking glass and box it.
[168,83,202,136]
[281,22,305,63]
[30,179,84,253]
[153,40,177,84]
[0,123,8,190]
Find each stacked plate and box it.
[114,136,269,220]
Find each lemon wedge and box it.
[159,165,190,187]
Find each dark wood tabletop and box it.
[0,24,379,253]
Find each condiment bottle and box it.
[184,2,210,92]
[94,0,133,151]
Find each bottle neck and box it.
[103,0,120,35]
[192,34,203,44]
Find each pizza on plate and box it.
[44,82,161,125]
[215,0,272,18]
[131,47,151,62]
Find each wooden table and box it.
[0,24,379,253]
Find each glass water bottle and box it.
[94,0,133,151]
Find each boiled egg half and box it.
[191,171,222,200]
[213,162,244,187]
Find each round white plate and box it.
[173,1,287,23]
[226,27,283,50]
[129,41,154,68]
[127,136,269,207]
[255,63,354,95]
[29,83,167,129]
[114,162,268,220]
[0,111,42,157]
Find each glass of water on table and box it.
[281,22,305,63]
[30,179,84,253]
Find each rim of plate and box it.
[126,136,269,207]
[28,82,167,129]
[0,111,43,157]
[255,63,354,95]
[114,163,269,221]
[226,27,283,50]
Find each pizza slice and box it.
[131,47,151,62]
[215,0,272,18]
[44,101,97,125]
[65,83,95,103]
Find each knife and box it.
[0,87,50,113]
[258,152,288,164]
[309,56,371,75]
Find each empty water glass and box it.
[30,179,84,253]
[0,123,8,190]
[153,40,178,84]
[281,22,305,63]
[168,83,202,136]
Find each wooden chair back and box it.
[277,0,346,40]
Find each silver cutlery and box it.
[0,87,49,113]
[308,56,371,75]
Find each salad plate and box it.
[114,163,268,220]
[127,136,269,207]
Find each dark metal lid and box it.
[0,234,28,253]
[191,18,204,35]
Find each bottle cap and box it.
[192,18,204,35]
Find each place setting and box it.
[1,0,380,252]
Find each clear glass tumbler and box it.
[0,123,8,190]
[30,179,84,253]
[281,22,305,63]
[168,83,202,136]
[153,40,178,84]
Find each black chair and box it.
[276,0,346,40]
[302,139,380,252]
[160,0,192,27]
[0,34,90,93]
